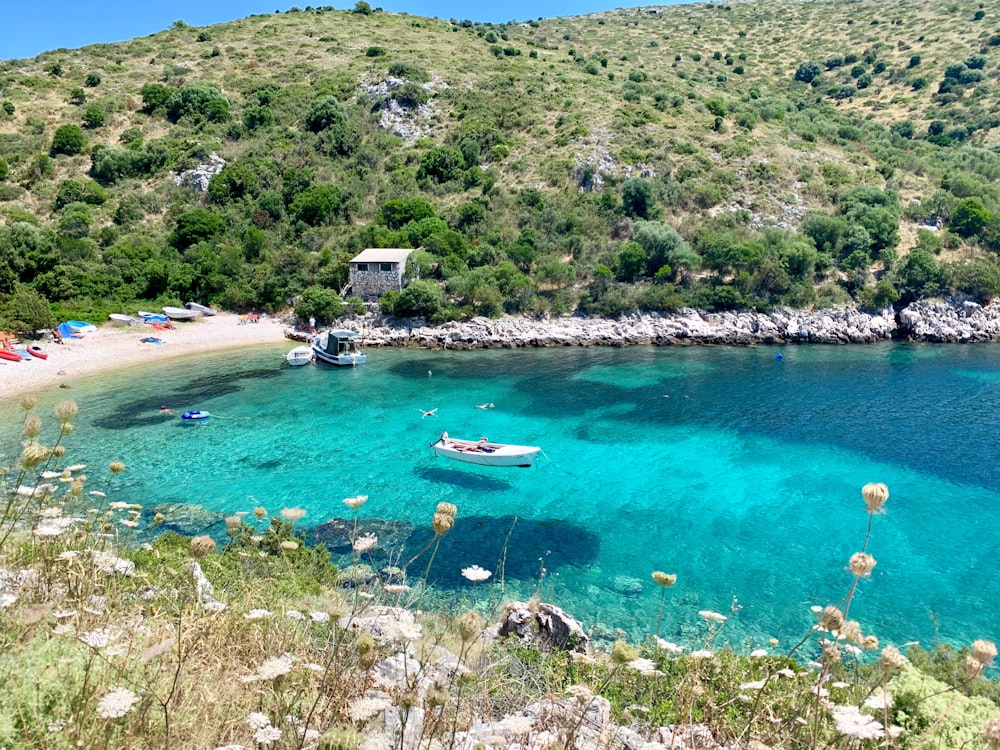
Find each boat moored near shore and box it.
[432,432,540,468]
[312,330,366,367]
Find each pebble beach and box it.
[0,314,288,400]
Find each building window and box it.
[380,263,393,272]
[356,263,369,271]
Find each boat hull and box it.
[180,410,210,421]
[110,313,143,325]
[312,347,367,366]
[162,306,200,320]
[286,345,313,366]
[185,302,217,316]
[27,345,48,360]
[433,437,540,468]
[0,349,22,362]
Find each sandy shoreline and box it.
[0,314,289,400]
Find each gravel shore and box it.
[0,314,287,400]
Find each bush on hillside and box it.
[50,125,86,156]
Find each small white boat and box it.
[180,410,211,421]
[185,302,217,316]
[286,345,313,367]
[109,313,143,326]
[162,306,201,321]
[312,330,366,367]
[432,432,541,468]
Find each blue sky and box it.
[2,1,686,61]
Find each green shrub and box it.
[50,124,86,155]
[170,209,226,249]
[81,105,105,129]
[387,61,430,82]
[140,83,174,115]
[166,82,230,122]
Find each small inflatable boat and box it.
[180,410,211,421]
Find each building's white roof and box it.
[350,248,414,264]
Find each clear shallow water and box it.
[3,342,1000,652]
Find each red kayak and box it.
[27,345,48,360]
[0,349,22,362]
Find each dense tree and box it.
[171,209,225,249]
[950,197,991,237]
[293,284,345,324]
[393,279,446,317]
[621,178,656,219]
[633,221,699,279]
[0,286,55,333]
[50,125,86,156]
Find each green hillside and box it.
[2,0,1000,330]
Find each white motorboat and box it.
[286,345,313,367]
[312,330,366,366]
[432,432,541,468]
[185,302,217,316]
[162,306,201,321]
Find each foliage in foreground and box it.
[1,396,999,749]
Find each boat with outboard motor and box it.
[311,330,366,366]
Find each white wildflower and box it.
[352,533,378,553]
[53,609,76,619]
[280,507,307,522]
[749,648,769,657]
[690,649,715,659]
[0,593,16,608]
[88,491,107,497]
[740,680,768,690]
[89,550,135,576]
[257,654,294,680]
[384,584,410,594]
[246,712,272,730]
[832,705,884,740]
[95,686,139,719]
[343,495,368,510]
[309,611,330,624]
[864,691,893,710]
[57,550,79,561]
[285,610,305,620]
[348,697,392,723]
[699,610,727,623]
[244,609,272,620]
[214,746,246,750]
[120,519,139,528]
[109,501,131,510]
[655,638,684,653]
[66,464,86,472]
[627,657,657,673]
[461,565,492,582]
[254,726,282,745]
[79,628,116,649]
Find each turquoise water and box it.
[3,342,1000,652]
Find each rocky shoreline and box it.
[289,298,1000,348]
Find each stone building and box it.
[348,248,414,299]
